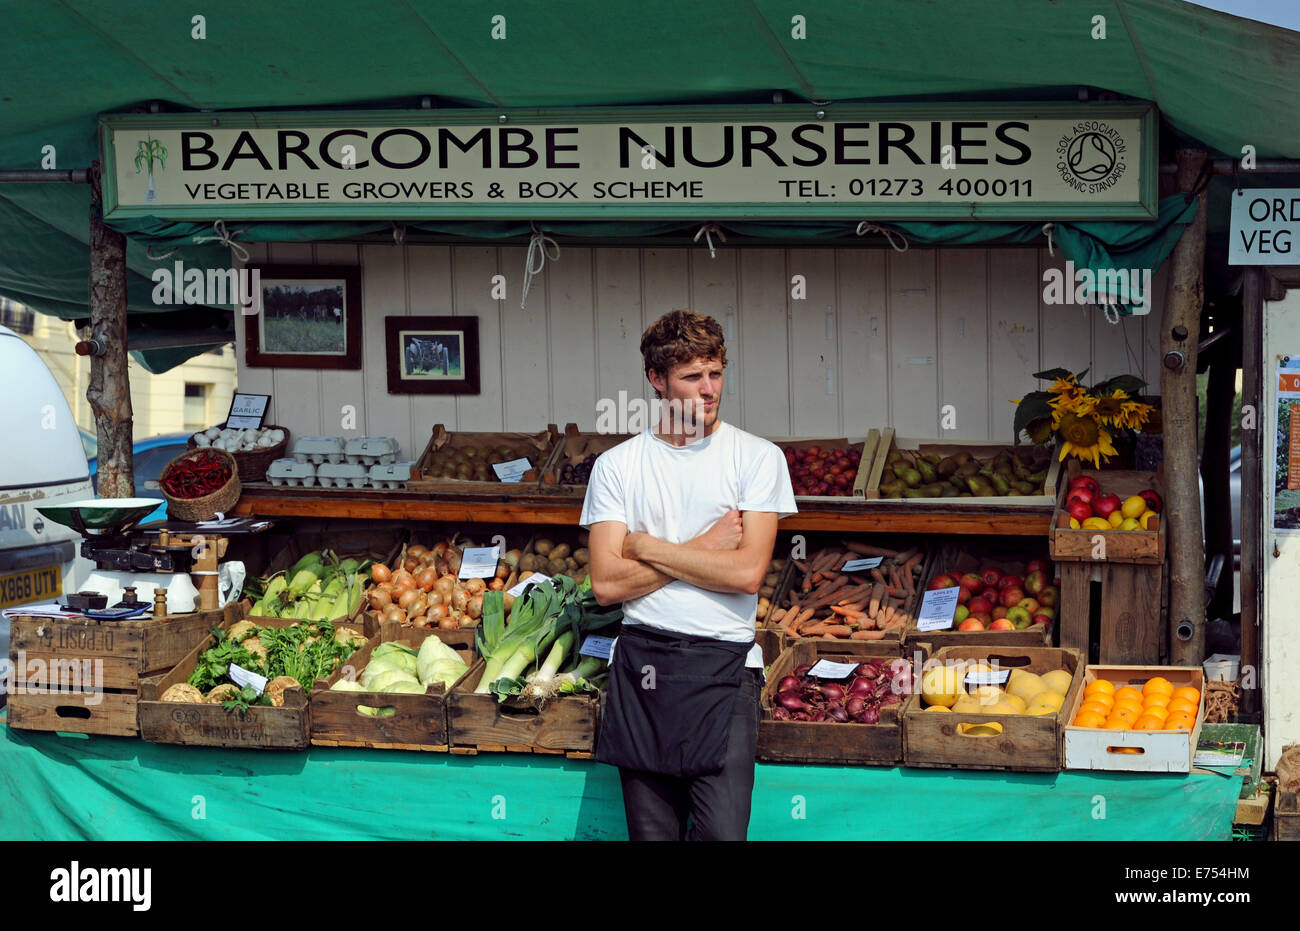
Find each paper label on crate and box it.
[807,659,861,680]
[506,573,551,597]
[1193,741,1246,769]
[579,635,615,660]
[492,457,532,483]
[458,546,502,580]
[227,663,268,695]
[915,587,960,631]
[965,668,1011,686]
[842,557,884,572]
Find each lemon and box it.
[1139,511,1158,530]
[1121,495,1147,519]
[1069,517,1081,529]
[1082,516,1112,531]
[1119,517,1142,531]
[1107,510,1125,528]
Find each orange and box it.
[1109,705,1139,722]
[1114,687,1143,705]
[1134,715,1164,731]
[1142,693,1170,710]
[1072,710,1107,729]
[1085,679,1116,698]
[1163,712,1195,731]
[1142,676,1174,698]
[1166,698,1198,717]
[1089,692,1115,710]
[1140,704,1169,722]
[1104,715,1133,730]
[1113,698,1145,717]
[1173,686,1201,706]
[1079,700,1111,718]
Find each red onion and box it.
[818,682,845,703]
[778,692,812,712]
[793,664,813,678]
[848,678,874,698]
[856,663,879,679]
[773,707,791,721]
[862,706,880,724]
[827,705,849,723]
[846,696,867,716]
[778,676,801,694]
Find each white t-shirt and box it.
[579,421,797,668]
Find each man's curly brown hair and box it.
[640,310,727,394]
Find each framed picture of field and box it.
[243,265,362,369]
[384,316,480,395]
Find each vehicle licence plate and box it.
[0,565,63,611]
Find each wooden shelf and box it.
[232,487,1052,536]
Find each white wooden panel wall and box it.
[236,244,1172,458]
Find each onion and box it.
[418,553,438,568]
[467,594,484,619]
[819,683,845,702]
[431,542,448,559]
[368,588,393,610]
[408,596,428,618]
[793,664,812,678]
[464,577,486,595]
[382,604,406,623]
[827,704,849,723]
[778,692,811,712]
[403,557,420,574]
[415,568,437,592]
[495,562,510,581]
[848,678,874,698]
[371,563,392,584]
[391,569,415,589]
[438,615,459,630]
[778,676,801,694]
[408,544,428,558]
[426,592,443,607]
[846,696,867,716]
[488,578,505,591]
[427,603,447,621]
[398,588,420,611]
[409,614,427,627]
[451,589,470,612]
[862,706,880,725]
[434,575,457,599]
[773,707,791,721]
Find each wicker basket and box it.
[187,424,290,482]
[160,448,242,522]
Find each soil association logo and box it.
[1056,121,1127,193]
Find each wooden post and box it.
[1162,149,1208,665]
[1238,266,1266,714]
[87,162,134,498]
[1200,328,1236,622]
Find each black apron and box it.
[596,624,753,778]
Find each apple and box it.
[1000,587,1025,608]
[1093,494,1122,518]
[1017,597,1040,615]
[1139,489,1163,514]
[1069,475,1100,495]
[1023,570,1048,595]
[992,605,1009,620]
[1066,488,1094,507]
[928,575,958,591]
[957,585,972,605]
[968,596,993,615]
[960,572,984,591]
[1038,587,1059,608]
[997,573,1023,591]
[958,618,985,632]
[1032,614,1052,628]
[969,611,992,626]
[1034,606,1056,621]
[981,567,1004,587]
[989,618,1016,631]
[1025,559,1051,576]
[1066,499,1093,523]
[1005,606,1032,629]
[953,604,970,624]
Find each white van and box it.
[0,325,95,664]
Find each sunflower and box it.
[1118,399,1153,430]
[1056,414,1119,468]
[1093,389,1130,427]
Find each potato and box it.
[565,556,579,570]
[759,585,775,599]
[534,539,554,557]
[547,558,569,575]
[764,572,780,587]
[573,547,590,566]
[550,543,572,560]
[577,529,590,546]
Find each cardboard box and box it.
[1062,664,1205,772]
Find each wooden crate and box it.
[1274,791,1300,842]
[902,645,1084,773]
[772,433,878,502]
[137,613,374,750]
[866,431,1062,506]
[1062,665,1205,773]
[309,623,475,751]
[1050,462,1166,564]
[5,604,238,737]
[407,425,557,495]
[905,540,1054,649]
[757,639,927,765]
[536,423,635,496]
[446,659,599,757]
[765,531,932,653]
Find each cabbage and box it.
[330,679,365,692]
[372,643,419,676]
[381,679,427,695]
[359,655,403,689]
[417,636,469,689]
[367,669,420,692]
[357,705,396,717]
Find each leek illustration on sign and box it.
[99,104,1156,221]
[132,134,167,204]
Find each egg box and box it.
[292,436,346,464]
[316,462,370,488]
[266,458,318,487]
[344,436,400,465]
[368,461,417,489]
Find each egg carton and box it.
[344,436,400,465]
[265,458,318,487]
[368,461,417,489]
[292,435,346,464]
[316,462,371,489]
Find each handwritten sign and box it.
[492,457,533,483]
[842,557,884,572]
[458,546,501,580]
[506,573,551,597]
[915,587,960,632]
[807,659,861,680]
[579,636,615,660]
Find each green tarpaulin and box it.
[0,721,1240,841]
[2,0,1299,367]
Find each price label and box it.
[915,587,960,632]
[806,659,861,680]
[458,546,501,580]
[841,557,884,572]
[228,663,268,695]
[579,636,614,660]
[506,573,551,597]
[965,667,1011,686]
[492,457,533,483]
[226,393,270,430]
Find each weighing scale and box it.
[34,499,262,617]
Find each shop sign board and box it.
[1229,188,1300,265]
[101,103,1156,222]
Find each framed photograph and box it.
[385,316,480,395]
[243,265,362,369]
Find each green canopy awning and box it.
[1,0,1297,367]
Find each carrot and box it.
[830,604,863,618]
[792,559,809,573]
[770,607,786,623]
[869,568,887,586]
[883,605,896,627]
[901,554,924,578]
[851,630,888,640]
[821,625,854,638]
[800,622,828,637]
[843,541,899,558]
[891,547,919,567]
